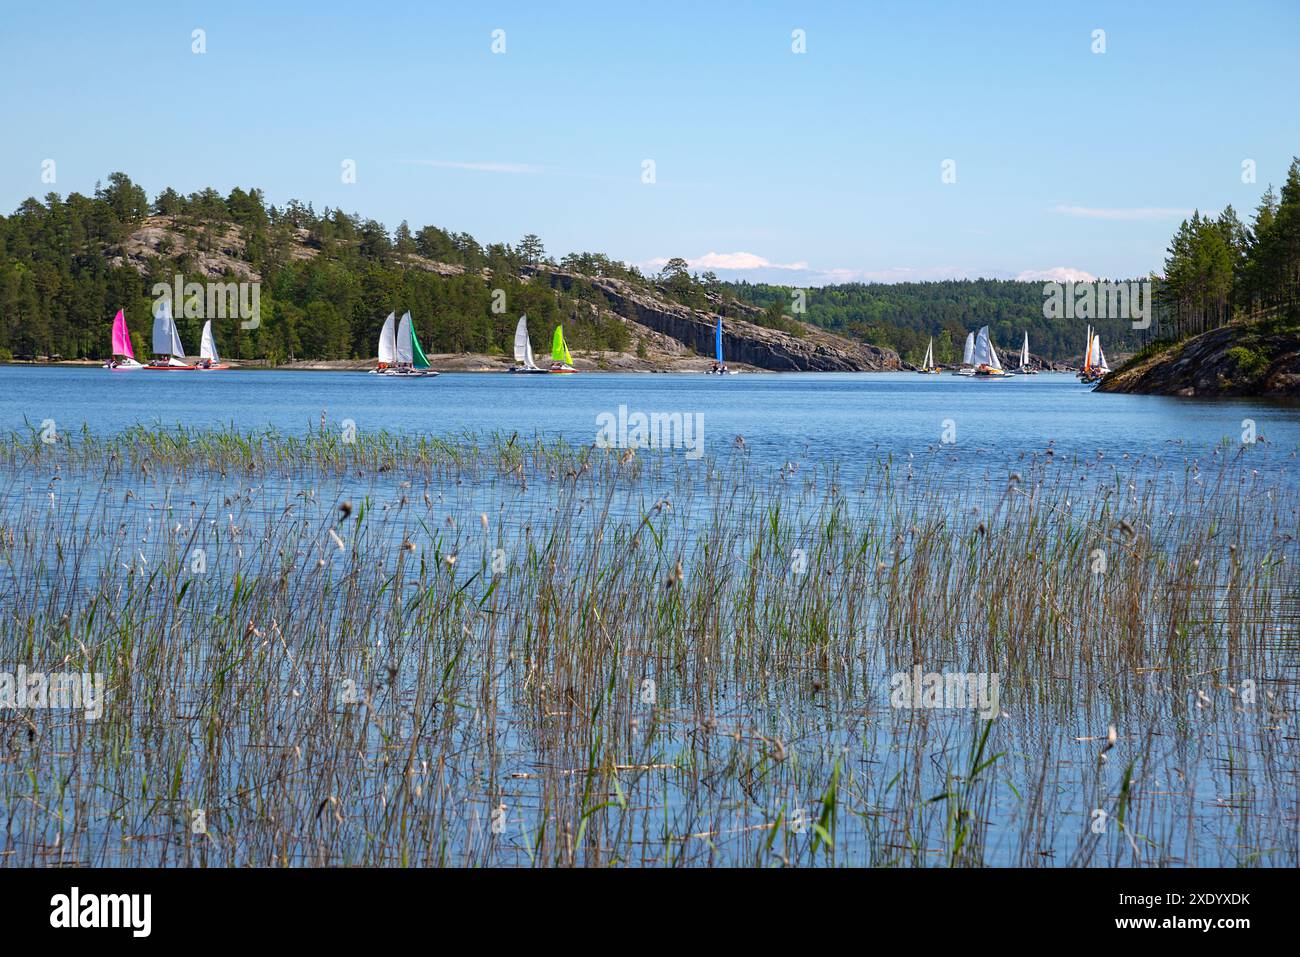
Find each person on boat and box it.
[720,363,729,374]
[710,362,718,374]
[196,357,212,369]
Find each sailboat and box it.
[1092,335,1109,376]
[916,336,940,374]
[1080,331,1109,383]
[509,315,548,374]
[951,331,976,376]
[146,300,196,370]
[104,309,143,370]
[1018,331,1038,374]
[549,325,577,373]
[370,312,397,374]
[1078,324,1097,381]
[971,325,1014,378]
[706,316,737,374]
[379,311,438,377]
[196,320,229,370]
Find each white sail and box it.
[395,312,413,365]
[200,321,219,362]
[973,326,1003,370]
[514,315,534,366]
[962,331,975,365]
[152,299,180,356]
[972,326,990,366]
[170,317,185,358]
[1020,331,1030,367]
[1093,335,1108,372]
[923,337,934,368]
[377,312,396,365]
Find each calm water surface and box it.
[1,366,1296,867]
[3,367,1299,479]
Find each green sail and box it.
[552,326,572,365]
[411,321,430,369]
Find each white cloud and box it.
[643,251,808,272]
[1015,266,1098,282]
[1050,205,1191,221]
[402,159,543,174]
[640,253,1104,287]
[838,266,985,283]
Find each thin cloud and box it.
[639,255,998,286]
[1016,266,1098,282]
[402,159,544,174]
[643,251,809,272]
[1050,205,1191,221]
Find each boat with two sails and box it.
[373,311,438,377]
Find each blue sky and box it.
[3,0,1297,285]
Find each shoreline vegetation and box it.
[1,356,1081,374]
[1098,306,1300,397]
[2,172,1138,374]
[1,159,1295,384]
[0,354,763,374]
[0,425,1295,866]
[1098,156,1300,397]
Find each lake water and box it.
[1,365,1297,867]
[4,367,1300,480]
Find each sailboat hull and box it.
[548,366,578,374]
[105,357,145,371]
[509,366,549,374]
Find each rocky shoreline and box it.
[525,266,901,372]
[1097,313,1300,397]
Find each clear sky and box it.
[3,0,1297,285]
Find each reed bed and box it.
[0,425,1295,867]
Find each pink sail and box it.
[111,309,134,358]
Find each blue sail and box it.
[715,317,723,363]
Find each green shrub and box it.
[1226,345,1270,381]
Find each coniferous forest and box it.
[1,163,1297,365]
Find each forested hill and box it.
[1098,156,1300,396]
[3,164,1294,368]
[731,155,1300,370]
[0,175,1114,366]
[726,279,1150,366]
[0,175,640,363]
[0,173,869,366]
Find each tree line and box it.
[725,278,1145,365]
[4,162,1295,366]
[1157,157,1300,338]
[0,174,634,362]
